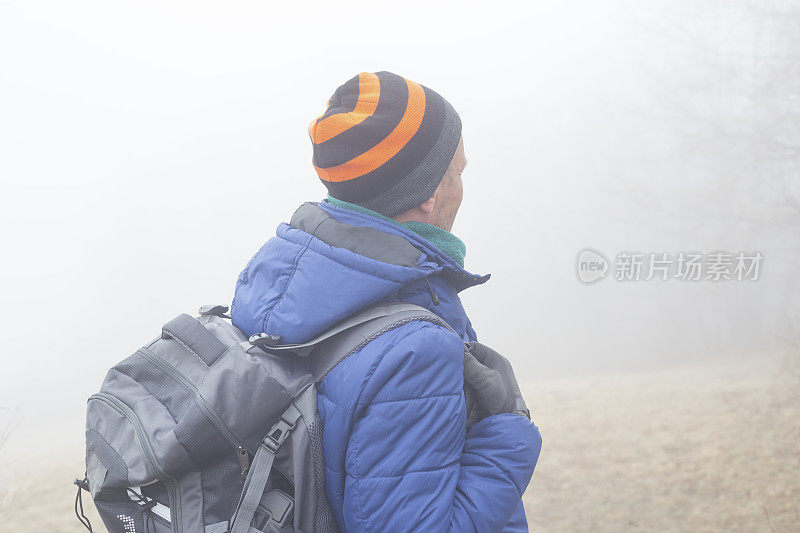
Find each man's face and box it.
[433,137,466,232]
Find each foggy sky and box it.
[1,0,798,457]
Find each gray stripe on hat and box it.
[359,99,462,217]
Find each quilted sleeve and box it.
[340,321,542,532]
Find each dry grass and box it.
[1,354,798,532]
[523,353,800,532]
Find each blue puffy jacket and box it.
[231,201,542,532]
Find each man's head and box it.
[308,71,464,230]
[392,136,465,231]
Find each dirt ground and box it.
[523,353,800,532]
[2,354,798,532]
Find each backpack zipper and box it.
[236,446,250,476]
[89,392,183,533]
[136,347,249,455]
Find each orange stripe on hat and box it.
[308,72,380,144]
[314,79,426,183]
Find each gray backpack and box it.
[74,302,452,533]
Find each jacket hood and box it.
[231,201,488,344]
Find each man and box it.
[231,71,541,532]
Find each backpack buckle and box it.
[198,304,230,318]
[256,490,294,529]
[248,333,283,347]
[262,404,301,454]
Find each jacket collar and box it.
[313,201,489,292]
[325,196,467,267]
[231,202,488,344]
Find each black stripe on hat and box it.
[316,74,360,122]
[312,71,408,169]
[324,84,447,203]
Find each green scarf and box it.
[325,195,466,267]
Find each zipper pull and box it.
[424,278,440,306]
[237,446,250,476]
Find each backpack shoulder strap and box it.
[308,302,457,383]
[251,302,456,382]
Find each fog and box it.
[1,0,798,458]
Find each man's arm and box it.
[339,321,542,532]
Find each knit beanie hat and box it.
[308,71,462,217]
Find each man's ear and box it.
[418,195,436,214]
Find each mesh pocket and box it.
[308,415,338,533]
[201,454,246,525]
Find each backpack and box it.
[74,302,455,533]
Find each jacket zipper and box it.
[137,347,250,456]
[89,392,183,533]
